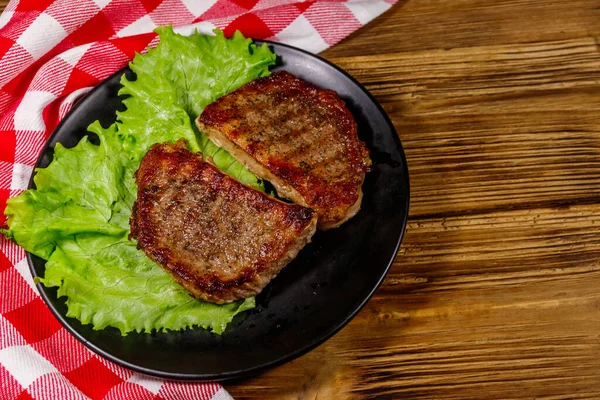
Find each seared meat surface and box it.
[196,71,371,230]
[130,141,317,304]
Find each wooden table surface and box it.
[2,1,599,398]
[228,1,600,398]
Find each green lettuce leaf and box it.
[4,191,125,261]
[117,26,275,189]
[3,27,275,335]
[45,235,254,335]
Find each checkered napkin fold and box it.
[0,0,395,399]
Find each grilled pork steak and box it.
[196,71,371,230]
[130,141,317,304]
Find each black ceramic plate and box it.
[27,41,409,380]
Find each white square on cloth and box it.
[117,14,157,38]
[181,0,218,17]
[16,13,67,60]
[14,91,57,131]
[0,11,14,30]
[91,0,111,8]
[276,15,328,54]
[59,43,92,67]
[127,373,164,395]
[13,257,37,292]
[345,0,392,25]
[0,345,59,388]
[10,163,33,192]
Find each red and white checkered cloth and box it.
[0,0,396,398]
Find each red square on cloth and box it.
[0,36,15,60]
[0,310,27,350]
[68,12,116,46]
[223,12,273,39]
[15,390,35,400]
[64,357,125,400]
[0,248,11,273]
[0,130,16,164]
[13,0,55,12]
[140,0,163,14]
[3,297,62,343]
[32,329,93,373]
[110,33,156,59]
[0,267,37,315]
[62,67,99,97]
[295,1,314,13]
[230,0,260,10]
[102,0,149,33]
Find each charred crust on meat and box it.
[129,141,317,304]
[196,70,371,230]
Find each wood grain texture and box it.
[332,38,600,218]
[230,206,600,399]
[228,1,600,399]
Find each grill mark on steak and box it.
[196,70,371,230]
[130,141,317,304]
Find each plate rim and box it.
[26,40,410,381]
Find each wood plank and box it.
[326,38,600,217]
[323,0,600,57]
[228,204,600,399]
